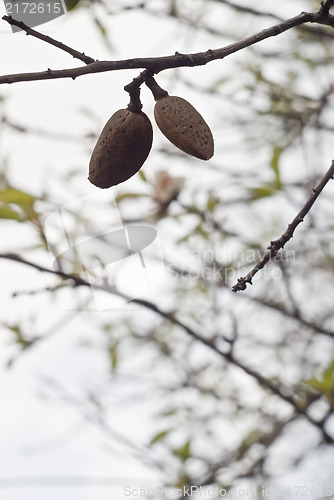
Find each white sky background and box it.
[1,1,334,499]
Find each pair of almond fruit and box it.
[88,86,214,189]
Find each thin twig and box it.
[0,252,216,350]
[2,16,95,65]
[244,295,334,339]
[232,160,334,292]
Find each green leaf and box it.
[160,407,177,417]
[194,222,209,240]
[94,16,106,36]
[0,205,21,220]
[248,147,284,202]
[175,472,190,490]
[270,146,282,188]
[114,192,149,204]
[207,193,219,212]
[172,438,191,462]
[237,429,262,460]
[107,343,118,372]
[5,323,32,349]
[0,188,35,207]
[304,359,334,405]
[93,17,113,52]
[138,170,147,182]
[248,185,276,200]
[150,429,171,445]
[0,187,37,222]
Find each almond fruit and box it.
[88,108,153,188]
[154,95,214,160]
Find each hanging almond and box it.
[146,77,214,161]
[88,108,153,189]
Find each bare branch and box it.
[0,252,89,285]
[0,11,317,85]
[245,295,334,339]
[2,16,95,65]
[0,252,216,351]
[0,252,332,443]
[232,160,334,292]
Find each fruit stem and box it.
[126,86,143,113]
[145,76,169,101]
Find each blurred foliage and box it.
[0,187,37,222]
[305,360,334,408]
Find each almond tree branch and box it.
[245,295,334,339]
[0,252,216,351]
[0,9,328,85]
[232,160,334,292]
[2,16,95,65]
[0,252,332,443]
